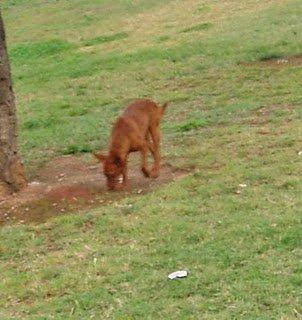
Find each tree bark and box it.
[0,10,27,197]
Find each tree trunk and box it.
[0,10,27,197]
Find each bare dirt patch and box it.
[242,55,302,68]
[0,155,187,225]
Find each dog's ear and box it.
[113,155,123,167]
[93,152,107,163]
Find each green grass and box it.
[174,118,209,132]
[11,39,74,60]
[181,22,213,33]
[83,32,128,46]
[1,0,302,318]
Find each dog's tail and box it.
[160,102,169,116]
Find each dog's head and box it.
[93,152,124,190]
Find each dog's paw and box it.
[110,183,128,191]
[142,167,151,178]
[150,168,159,178]
[120,183,130,191]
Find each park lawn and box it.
[1,0,302,319]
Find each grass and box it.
[181,22,212,33]
[174,118,209,132]
[1,0,302,318]
[11,39,74,60]
[83,32,128,47]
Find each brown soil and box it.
[242,55,302,68]
[0,155,187,226]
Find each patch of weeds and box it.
[195,63,205,72]
[280,226,302,250]
[181,23,212,33]
[10,39,74,62]
[22,119,42,130]
[81,13,98,26]
[63,144,93,155]
[290,274,302,287]
[68,108,88,117]
[2,0,33,9]
[76,88,86,96]
[22,117,60,130]
[157,35,170,42]
[278,136,295,148]
[245,45,285,62]
[99,100,112,107]
[196,5,211,13]
[278,180,298,190]
[57,102,72,110]
[174,118,209,132]
[259,53,283,61]
[207,102,262,124]
[40,266,63,281]
[83,32,128,47]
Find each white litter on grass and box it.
[239,184,247,188]
[168,270,188,280]
[298,151,302,156]
[29,181,41,186]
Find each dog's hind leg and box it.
[149,126,161,178]
[146,132,155,153]
[140,143,151,178]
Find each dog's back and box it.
[120,99,160,132]
[110,99,165,148]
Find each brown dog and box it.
[94,99,168,190]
